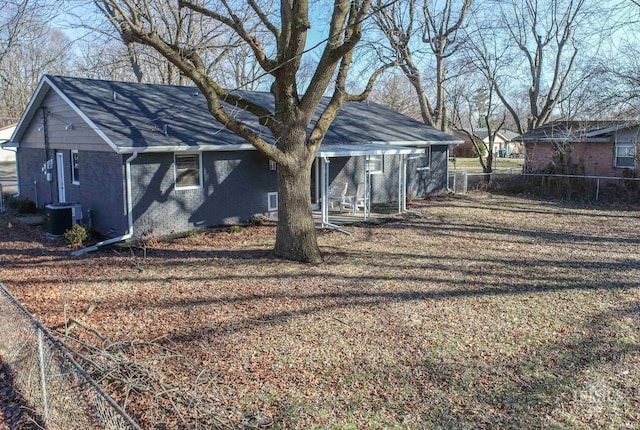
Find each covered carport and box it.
[316,143,426,234]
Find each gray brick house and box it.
[8,75,461,240]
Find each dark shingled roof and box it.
[46,75,460,152]
[516,120,636,142]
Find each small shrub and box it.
[7,197,38,214]
[229,225,243,233]
[249,215,264,226]
[64,224,88,247]
[183,230,198,238]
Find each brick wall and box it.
[130,151,278,237]
[525,141,622,177]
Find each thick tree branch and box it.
[300,0,370,117]
[179,0,276,73]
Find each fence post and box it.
[596,178,600,201]
[463,171,468,193]
[37,328,49,423]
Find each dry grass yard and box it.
[1,193,639,429]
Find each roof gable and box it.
[10,76,120,152]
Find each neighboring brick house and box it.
[8,75,461,240]
[518,120,638,176]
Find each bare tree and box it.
[374,0,435,126]
[374,0,472,130]
[90,1,238,85]
[451,81,506,179]
[0,1,72,126]
[95,0,388,263]
[468,0,591,134]
[422,0,473,130]
[0,1,37,62]
[370,73,422,119]
[583,2,640,118]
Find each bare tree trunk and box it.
[275,162,321,263]
[406,64,435,126]
[483,147,493,184]
[435,53,446,131]
[125,42,144,82]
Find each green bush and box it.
[7,197,38,214]
[229,225,243,233]
[64,224,88,247]
[249,215,264,226]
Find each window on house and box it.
[615,143,636,168]
[267,192,278,211]
[366,155,384,174]
[269,159,277,170]
[71,150,80,184]
[174,153,202,189]
[416,147,432,171]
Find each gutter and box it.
[515,137,611,143]
[72,152,138,256]
[117,143,255,154]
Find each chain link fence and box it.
[522,173,640,201]
[449,170,522,193]
[449,170,640,201]
[0,282,141,430]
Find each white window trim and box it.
[366,155,384,174]
[416,147,432,171]
[614,143,636,169]
[269,159,277,170]
[174,152,203,190]
[71,150,80,185]
[267,192,278,211]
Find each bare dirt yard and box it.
[1,193,639,429]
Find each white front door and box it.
[56,152,66,203]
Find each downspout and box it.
[72,152,138,256]
[446,145,452,192]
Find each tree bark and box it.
[274,162,321,264]
[435,51,446,131]
[271,115,321,263]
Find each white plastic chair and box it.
[353,183,367,214]
[328,182,350,212]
